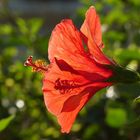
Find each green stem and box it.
[107,65,140,84]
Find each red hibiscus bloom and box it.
[25,6,116,133]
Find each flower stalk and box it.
[107,65,140,83]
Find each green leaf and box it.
[83,124,100,139]
[114,46,140,63]
[125,116,140,129]
[0,115,15,132]
[107,65,140,83]
[133,96,140,104]
[0,24,13,35]
[16,18,28,35]
[105,108,127,128]
[29,19,43,35]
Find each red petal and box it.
[57,90,92,133]
[48,19,97,74]
[48,19,112,77]
[48,19,85,62]
[80,6,113,65]
[42,59,112,117]
[81,6,103,48]
[42,60,112,133]
[57,82,112,133]
[42,61,92,116]
[55,58,112,80]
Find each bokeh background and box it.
[0,0,140,140]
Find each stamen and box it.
[24,56,48,73]
[54,78,79,94]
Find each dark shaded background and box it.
[0,0,140,140]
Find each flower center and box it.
[54,78,80,94]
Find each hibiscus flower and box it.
[24,6,140,133]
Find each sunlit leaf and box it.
[133,96,140,104]
[16,18,28,34]
[83,124,100,139]
[0,115,15,132]
[105,108,127,128]
[29,19,43,35]
[0,24,13,35]
[114,46,140,63]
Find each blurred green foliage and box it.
[0,0,140,139]
[134,96,140,104]
[0,115,14,132]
